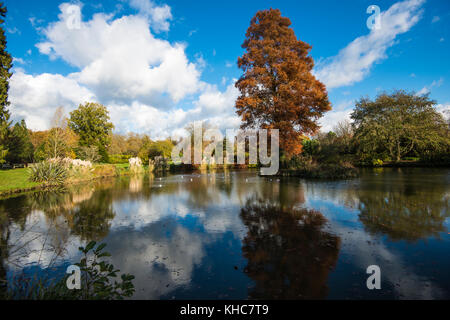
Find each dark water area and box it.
[0,168,449,299]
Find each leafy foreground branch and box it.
[3,242,135,300]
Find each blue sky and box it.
[3,0,450,137]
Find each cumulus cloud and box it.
[9,70,95,130]
[314,0,425,89]
[36,3,201,104]
[108,82,240,139]
[10,2,241,136]
[128,0,172,32]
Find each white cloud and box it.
[435,104,450,120]
[431,16,440,23]
[314,0,425,89]
[108,82,240,139]
[319,100,354,132]
[13,57,25,65]
[7,27,20,35]
[128,0,172,32]
[35,3,200,104]
[9,70,95,130]
[417,77,444,95]
[10,2,243,135]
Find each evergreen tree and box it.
[6,120,34,163]
[0,2,12,163]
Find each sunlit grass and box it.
[0,164,135,194]
[0,168,41,193]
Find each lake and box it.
[1,168,449,299]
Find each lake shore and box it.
[0,163,135,198]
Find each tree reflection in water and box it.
[357,168,450,242]
[240,197,341,299]
[0,183,116,291]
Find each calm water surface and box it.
[1,168,449,299]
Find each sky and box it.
[4,0,450,138]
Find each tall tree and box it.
[351,90,449,162]
[6,120,34,163]
[235,9,331,156]
[0,2,12,163]
[69,102,114,162]
[44,107,78,159]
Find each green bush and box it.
[29,160,68,186]
[279,156,358,179]
[372,159,383,167]
[108,154,132,164]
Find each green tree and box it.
[0,2,12,162]
[6,120,34,163]
[69,103,114,162]
[43,107,78,159]
[351,90,449,162]
[147,140,174,160]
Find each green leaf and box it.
[95,243,107,253]
[85,241,96,252]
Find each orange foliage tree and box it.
[235,9,331,156]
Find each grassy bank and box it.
[0,168,42,194]
[0,164,135,197]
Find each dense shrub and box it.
[372,159,383,167]
[29,160,68,186]
[279,156,358,179]
[92,164,118,177]
[108,154,132,164]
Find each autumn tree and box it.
[69,102,114,162]
[44,107,78,159]
[351,90,449,162]
[235,9,331,156]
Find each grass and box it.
[0,168,41,193]
[0,164,136,196]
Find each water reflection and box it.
[240,197,340,299]
[0,168,449,299]
[356,169,449,241]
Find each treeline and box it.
[296,90,450,167]
[1,103,175,166]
